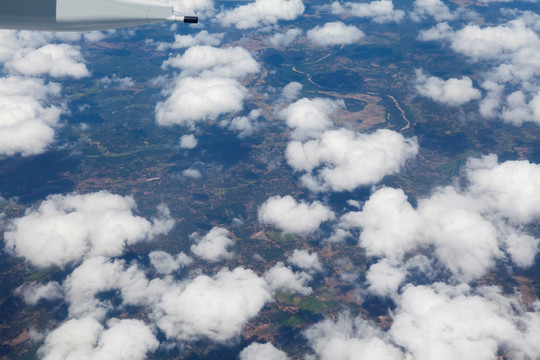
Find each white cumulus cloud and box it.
[410,0,456,22]
[307,22,365,47]
[279,97,345,140]
[288,249,323,273]
[154,267,273,342]
[0,77,63,156]
[264,262,313,295]
[179,134,198,149]
[217,0,305,29]
[414,69,482,106]
[331,0,405,23]
[268,28,303,47]
[4,191,174,268]
[38,317,158,360]
[339,155,540,282]
[156,30,224,50]
[304,312,405,360]
[391,284,540,360]
[149,250,193,275]
[258,195,335,235]
[162,45,260,79]
[239,342,289,360]
[155,76,247,128]
[418,13,540,125]
[190,227,234,262]
[286,128,419,192]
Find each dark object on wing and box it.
[0,0,198,31]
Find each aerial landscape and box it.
[1,0,540,359]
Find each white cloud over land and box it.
[339,155,540,282]
[305,284,540,360]
[155,76,247,128]
[417,13,540,125]
[307,22,365,47]
[190,226,234,262]
[4,191,174,268]
[414,69,482,106]
[286,128,419,192]
[239,342,289,360]
[258,195,335,235]
[162,45,260,79]
[330,0,405,23]
[156,46,260,129]
[217,0,305,29]
[38,317,158,360]
[154,267,273,342]
[0,77,63,156]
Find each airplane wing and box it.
[0,0,197,31]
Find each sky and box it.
[1,0,540,359]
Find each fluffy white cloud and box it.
[330,0,405,23]
[149,250,193,275]
[268,28,303,47]
[155,76,247,128]
[99,74,134,90]
[239,342,289,360]
[410,0,455,22]
[7,43,89,78]
[154,267,273,342]
[306,284,540,360]
[258,195,335,235]
[38,317,158,360]
[17,282,63,305]
[464,154,540,224]
[340,187,422,260]
[190,227,234,262]
[0,31,96,157]
[162,45,260,79]
[304,312,405,360]
[366,259,407,298]
[57,257,273,343]
[288,249,323,273]
[448,19,539,61]
[264,262,313,295]
[220,109,261,138]
[0,31,90,79]
[391,284,540,360]
[62,257,154,318]
[157,46,259,128]
[179,134,198,149]
[4,192,174,268]
[281,82,303,102]
[418,13,540,125]
[0,76,63,156]
[217,0,305,29]
[183,168,202,178]
[156,30,224,50]
[279,97,344,140]
[307,22,365,47]
[340,155,540,281]
[414,69,482,106]
[286,128,419,192]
